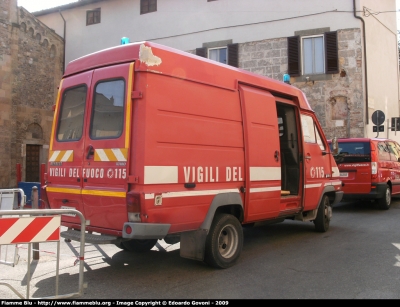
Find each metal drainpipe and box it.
[353,0,369,124]
[59,9,66,74]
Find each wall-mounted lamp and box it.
[305,76,314,85]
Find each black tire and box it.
[204,214,243,269]
[377,185,391,210]
[122,239,158,252]
[313,195,331,232]
[114,241,129,251]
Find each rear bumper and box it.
[122,222,171,240]
[341,182,387,200]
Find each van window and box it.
[90,79,125,139]
[300,114,325,150]
[57,85,87,141]
[332,141,371,163]
[377,142,391,161]
[386,142,400,162]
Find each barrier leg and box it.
[31,187,39,261]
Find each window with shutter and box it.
[227,43,239,68]
[287,31,338,77]
[196,48,207,58]
[288,36,300,76]
[141,0,157,14]
[86,8,101,26]
[325,31,339,74]
[195,41,238,67]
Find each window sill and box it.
[294,74,333,83]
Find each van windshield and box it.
[330,141,371,163]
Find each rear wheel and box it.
[313,195,331,232]
[122,239,158,252]
[204,214,243,269]
[114,241,128,251]
[377,185,391,210]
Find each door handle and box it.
[274,150,279,162]
[305,154,311,160]
[86,145,94,159]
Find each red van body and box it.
[331,137,400,210]
[43,41,342,268]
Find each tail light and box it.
[126,192,141,222]
[371,162,378,179]
[370,143,378,179]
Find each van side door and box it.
[386,141,400,194]
[300,113,331,211]
[239,84,281,220]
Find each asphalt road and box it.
[1,198,400,300]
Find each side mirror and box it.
[331,137,339,155]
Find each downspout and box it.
[59,9,66,74]
[353,0,369,124]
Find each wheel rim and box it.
[218,223,239,259]
[386,188,391,205]
[325,203,332,221]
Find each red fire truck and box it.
[43,41,343,268]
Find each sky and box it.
[17,0,79,12]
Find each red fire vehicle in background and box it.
[43,41,343,268]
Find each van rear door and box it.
[48,63,134,231]
[335,141,371,194]
[81,63,134,231]
[47,71,92,224]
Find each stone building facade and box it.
[0,0,64,188]
[225,29,363,140]
[187,28,363,141]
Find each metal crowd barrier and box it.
[0,208,86,299]
[0,188,26,267]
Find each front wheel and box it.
[377,185,391,210]
[122,239,158,252]
[313,195,331,232]
[204,214,243,269]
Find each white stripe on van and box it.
[144,166,179,184]
[332,166,339,177]
[250,187,281,193]
[61,150,73,162]
[143,166,282,184]
[49,151,60,162]
[305,183,322,189]
[144,186,283,199]
[96,149,110,161]
[112,148,127,161]
[145,188,240,199]
[250,167,281,181]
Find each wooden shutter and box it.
[196,48,207,58]
[287,36,300,77]
[325,31,339,74]
[227,43,239,67]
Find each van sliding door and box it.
[239,84,281,220]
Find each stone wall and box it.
[0,0,64,188]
